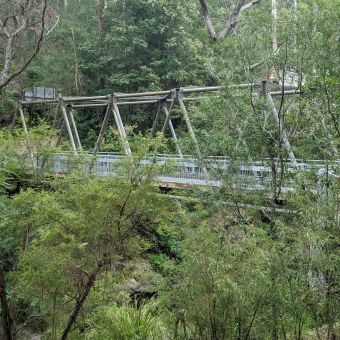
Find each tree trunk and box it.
[60,266,101,340]
[96,0,105,33]
[0,260,13,340]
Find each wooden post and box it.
[112,98,132,156]
[93,96,113,156]
[60,99,78,156]
[18,105,35,167]
[67,107,82,150]
[161,101,183,158]
[267,92,298,168]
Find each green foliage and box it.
[163,209,339,339]
[0,1,339,339]
[87,303,169,340]
[0,137,179,338]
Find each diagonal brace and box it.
[112,97,132,156]
[161,101,183,158]
[93,95,113,156]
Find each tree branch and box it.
[240,0,261,13]
[0,0,48,92]
[198,0,261,42]
[217,1,244,41]
[198,0,217,40]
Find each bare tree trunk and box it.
[61,266,101,340]
[272,0,278,53]
[71,28,82,92]
[198,0,217,40]
[0,260,13,340]
[0,35,13,87]
[96,0,105,33]
[95,0,106,88]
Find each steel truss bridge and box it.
[14,81,339,191]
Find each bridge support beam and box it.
[161,98,175,133]
[60,99,78,156]
[67,106,82,150]
[178,93,209,178]
[112,97,132,156]
[18,105,35,167]
[161,101,183,158]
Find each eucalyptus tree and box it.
[0,0,61,94]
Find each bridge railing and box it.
[48,152,339,190]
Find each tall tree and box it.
[0,0,52,94]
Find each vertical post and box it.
[68,106,82,150]
[60,98,78,156]
[161,102,183,158]
[18,105,35,167]
[178,95,208,178]
[112,96,132,156]
[267,92,298,168]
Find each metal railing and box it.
[50,152,339,190]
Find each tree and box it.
[0,0,57,94]
[2,136,177,338]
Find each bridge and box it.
[13,81,339,191]
[51,152,339,193]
